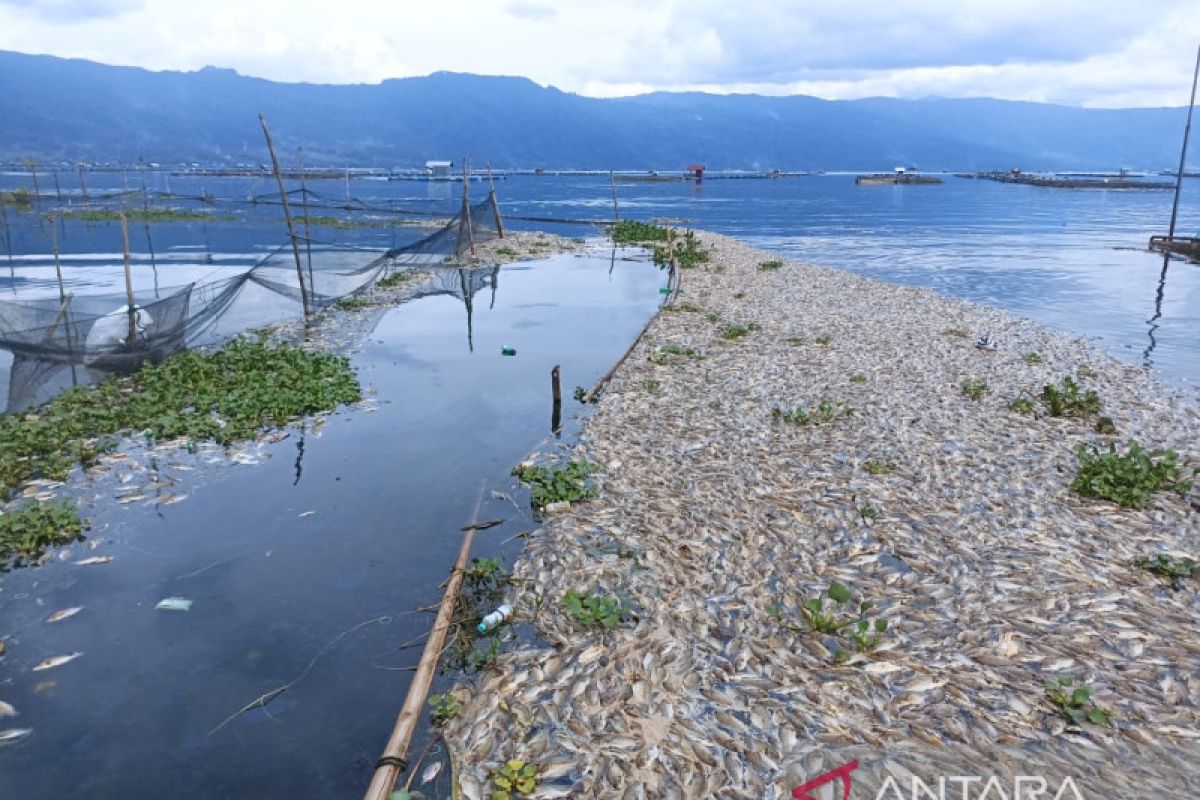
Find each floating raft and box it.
[970,172,1172,190]
[855,173,943,185]
[1149,235,1200,261]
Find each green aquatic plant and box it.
[733,292,746,300]
[768,583,887,655]
[943,328,970,338]
[0,499,86,571]
[1095,416,1117,435]
[573,386,587,403]
[706,313,720,323]
[512,461,597,508]
[857,503,879,522]
[1077,365,1097,379]
[465,557,505,586]
[849,373,867,384]
[815,334,832,346]
[376,271,414,289]
[720,323,761,341]
[0,336,360,497]
[784,337,804,346]
[62,207,225,223]
[960,379,989,400]
[1022,352,1045,365]
[611,220,668,244]
[663,302,702,313]
[428,693,460,727]
[336,296,372,311]
[468,636,501,671]
[863,459,893,475]
[643,379,661,393]
[772,401,852,426]
[1134,553,1198,588]
[757,260,783,271]
[562,590,623,629]
[1008,396,1035,414]
[490,759,539,798]
[1040,377,1101,418]
[648,343,702,365]
[0,188,32,208]
[1072,441,1194,508]
[1044,676,1112,727]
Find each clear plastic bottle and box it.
[477,603,513,633]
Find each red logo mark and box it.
[792,759,859,800]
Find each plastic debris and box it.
[155,597,193,612]
[477,604,513,633]
[976,333,999,351]
[543,500,572,514]
[501,346,517,356]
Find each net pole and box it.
[463,159,475,255]
[298,148,315,292]
[1,202,13,292]
[76,163,89,207]
[1167,44,1200,245]
[119,212,138,348]
[609,170,620,221]
[258,113,311,317]
[49,212,66,304]
[487,162,504,238]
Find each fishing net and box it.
[0,189,503,411]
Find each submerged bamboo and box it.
[363,486,485,800]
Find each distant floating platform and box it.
[968,172,1172,190]
[1149,235,1200,262]
[855,173,943,185]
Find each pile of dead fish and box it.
[441,231,1200,798]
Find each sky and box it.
[0,0,1198,107]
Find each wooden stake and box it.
[77,163,89,206]
[23,157,40,211]
[49,213,66,304]
[363,484,486,800]
[463,160,475,255]
[487,163,505,238]
[1,201,13,290]
[1168,44,1200,245]
[299,149,315,294]
[52,172,63,204]
[119,212,138,348]
[610,170,620,222]
[551,365,562,435]
[259,113,311,316]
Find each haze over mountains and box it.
[0,50,1194,171]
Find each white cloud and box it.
[0,0,1196,107]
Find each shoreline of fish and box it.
[439,230,1200,798]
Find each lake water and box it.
[0,170,1198,798]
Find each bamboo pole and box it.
[119,213,138,348]
[363,486,486,800]
[1,201,12,291]
[551,364,562,435]
[23,158,41,212]
[298,148,315,293]
[609,170,620,222]
[1168,44,1200,245]
[52,172,63,204]
[49,213,66,303]
[138,160,160,298]
[259,113,311,316]
[77,163,89,207]
[463,160,475,255]
[487,163,505,238]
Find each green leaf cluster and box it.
[771,401,852,426]
[511,461,597,508]
[1041,377,1101,417]
[757,260,783,271]
[720,323,761,341]
[960,378,989,400]
[490,759,539,798]
[1072,441,1194,508]
[1044,676,1112,726]
[610,220,668,244]
[562,589,623,629]
[767,582,888,658]
[0,499,85,571]
[427,693,460,727]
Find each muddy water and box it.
[0,248,661,799]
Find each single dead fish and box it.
[0,701,16,718]
[0,728,32,747]
[421,760,443,784]
[45,607,83,624]
[32,652,82,672]
[74,556,113,566]
[298,511,315,518]
[461,519,504,532]
[154,493,188,506]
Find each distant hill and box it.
[0,50,1193,171]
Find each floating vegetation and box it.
[0,500,86,571]
[784,336,804,346]
[0,188,33,208]
[512,461,597,509]
[61,208,225,223]
[335,296,373,311]
[655,230,710,269]
[1044,676,1112,727]
[1041,377,1101,418]
[648,344,703,365]
[857,503,879,522]
[771,401,852,426]
[719,323,761,341]
[573,386,587,403]
[643,379,661,393]
[1134,553,1198,588]
[1072,441,1194,508]
[376,271,415,289]
[768,582,888,660]
[943,328,970,338]
[849,373,867,384]
[863,459,893,475]
[467,636,501,671]
[733,292,745,299]
[562,590,623,629]
[611,220,668,244]
[0,335,361,496]
[706,313,720,323]
[663,302,702,313]
[490,759,540,798]
[1022,352,1045,365]
[428,693,460,727]
[960,378,989,400]
[815,334,832,346]
[1008,396,1035,413]
[1095,416,1117,435]
[757,260,783,271]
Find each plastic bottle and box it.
[477,603,513,633]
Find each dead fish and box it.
[32,653,82,672]
[0,701,17,718]
[420,760,443,784]
[74,556,113,566]
[154,493,187,506]
[0,728,32,747]
[45,607,83,624]
[117,494,145,504]
[32,682,56,695]
[298,511,315,518]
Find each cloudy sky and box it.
[0,0,1198,107]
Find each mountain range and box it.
[0,50,1194,171]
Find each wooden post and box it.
[77,163,89,206]
[551,365,562,435]
[1168,44,1200,245]
[1,201,12,289]
[609,170,620,222]
[23,157,41,211]
[487,163,505,238]
[259,113,311,317]
[52,171,63,204]
[119,212,139,348]
[363,486,485,800]
[49,213,66,304]
[298,149,315,294]
[463,160,475,255]
[138,160,160,298]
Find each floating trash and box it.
[155,597,193,612]
[501,346,517,356]
[32,653,82,672]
